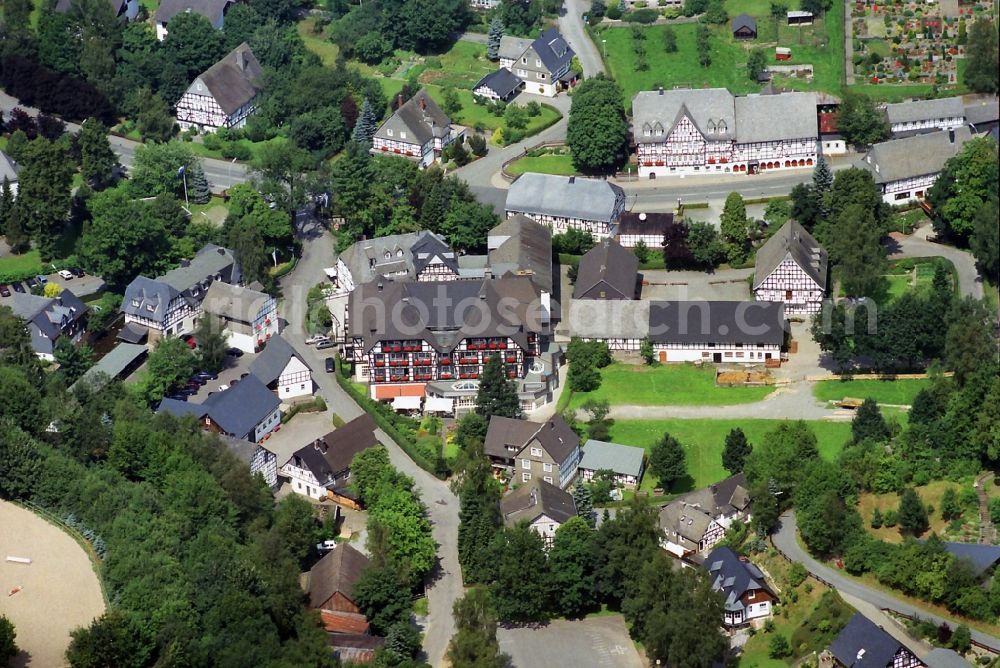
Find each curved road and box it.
[773,511,1000,649]
[277,213,461,667]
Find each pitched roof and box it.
[0,151,20,184]
[500,477,577,526]
[336,230,448,285]
[569,299,650,340]
[703,546,776,611]
[579,439,645,478]
[484,416,542,461]
[530,414,580,463]
[829,613,913,668]
[648,301,786,345]
[617,211,675,238]
[249,335,310,386]
[573,238,639,300]
[964,98,999,127]
[475,68,523,98]
[925,649,975,668]
[305,543,370,609]
[161,375,281,438]
[859,127,972,184]
[8,290,87,355]
[488,215,553,293]
[121,276,178,321]
[941,541,1000,578]
[659,474,751,542]
[71,343,148,392]
[506,173,624,223]
[375,89,451,146]
[884,96,965,125]
[156,0,231,24]
[499,35,534,61]
[320,611,369,635]
[734,92,818,143]
[193,43,264,116]
[528,27,575,73]
[732,13,757,32]
[753,220,828,290]
[285,414,379,486]
[158,243,239,293]
[202,280,271,323]
[410,232,459,276]
[632,88,737,143]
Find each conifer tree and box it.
[812,154,833,217]
[352,98,379,147]
[487,18,504,61]
[722,428,752,474]
[475,353,521,420]
[572,484,596,528]
[187,161,211,204]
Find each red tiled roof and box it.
[373,383,426,399]
[321,611,370,634]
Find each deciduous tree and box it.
[720,192,749,264]
[446,587,507,668]
[567,77,629,174]
[489,524,549,622]
[549,516,598,617]
[962,19,999,94]
[837,92,889,146]
[78,118,117,189]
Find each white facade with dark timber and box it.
[372,90,460,167]
[632,88,818,178]
[505,173,626,238]
[752,221,828,315]
[176,43,263,132]
[859,127,972,204]
[885,96,966,136]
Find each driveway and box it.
[886,227,984,299]
[497,616,644,668]
[277,210,461,667]
[772,511,1000,650]
[558,0,605,77]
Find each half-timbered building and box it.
[632,88,818,178]
[703,546,778,626]
[659,474,751,558]
[372,89,461,167]
[500,478,577,547]
[155,0,238,40]
[201,280,278,352]
[615,211,674,248]
[828,613,927,668]
[859,127,972,204]
[885,96,966,137]
[176,43,263,132]
[573,238,640,300]
[505,173,626,238]
[752,220,828,314]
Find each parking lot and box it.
[0,269,105,302]
[182,349,257,402]
[497,616,644,668]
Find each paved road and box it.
[277,212,461,667]
[559,0,605,77]
[887,229,984,299]
[773,511,1000,650]
[0,91,249,193]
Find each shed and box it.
[776,47,791,61]
[787,9,813,24]
[732,14,757,39]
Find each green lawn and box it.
[297,17,341,67]
[609,418,852,493]
[507,152,577,176]
[812,377,930,405]
[185,136,289,163]
[186,195,229,226]
[569,363,774,409]
[417,40,496,89]
[0,248,45,281]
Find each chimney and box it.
[217,247,226,255]
[377,282,383,291]
[180,259,191,267]
[419,96,426,111]
[529,488,537,506]
[568,176,576,184]
[396,94,403,109]
[948,128,955,144]
[237,49,247,71]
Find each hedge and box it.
[334,355,447,479]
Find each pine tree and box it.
[457,444,502,584]
[186,162,211,204]
[487,18,504,61]
[812,154,833,217]
[78,117,116,189]
[870,506,883,529]
[572,484,596,528]
[0,178,13,241]
[649,432,687,491]
[721,427,752,474]
[940,487,961,521]
[475,353,521,420]
[851,398,889,444]
[4,201,30,254]
[898,488,929,536]
[352,98,379,147]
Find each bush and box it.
[769,634,791,659]
[883,509,898,527]
[606,3,622,18]
[203,134,223,151]
[789,562,808,588]
[221,142,252,160]
[628,8,659,22]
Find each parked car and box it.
[218,384,229,392]
[195,371,218,381]
[305,334,329,345]
[181,334,197,349]
[70,267,84,277]
[316,540,337,553]
[0,285,9,297]
[35,275,47,285]
[24,277,38,288]
[188,376,206,386]
[226,347,244,357]
[316,340,336,350]
[325,358,335,373]
[165,394,188,402]
[58,269,74,280]
[11,282,25,293]
[177,386,198,396]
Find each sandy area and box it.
[0,501,106,668]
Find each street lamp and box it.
[602,39,607,59]
[177,165,189,206]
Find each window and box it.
[530,447,542,457]
[522,459,531,469]
[521,57,527,64]
[400,131,407,139]
[544,476,553,484]
[131,299,140,307]
[535,59,541,67]
[522,472,531,481]
[543,463,552,472]
[387,129,394,137]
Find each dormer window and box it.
[707,120,716,134]
[145,304,155,313]
[654,122,663,136]
[396,249,404,257]
[131,299,140,307]
[400,131,407,139]
[387,129,394,137]
[717,120,727,134]
[384,251,391,260]
[643,123,652,137]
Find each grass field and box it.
[507,152,577,176]
[0,248,45,279]
[185,136,289,162]
[569,363,775,409]
[812,377,930,405]
[608,418,852,492]
[298,17,341,67]
[857,480,978,544]
[416,41,496,89]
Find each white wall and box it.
[279,356,314,399]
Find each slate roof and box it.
[305,543,370,609]
[484,415,543,461]
[158,243,239,293]
[193,43,264,116]
[829,613,913,668]
[410,232,459,276]
[159,376,279,439]
[735,92,818,143]
[8,290,87,356]
[374,89,451,146]
[285,414,379,487]
[121,276,178,321]
[0,151,20,184]
[649,301,786,345]
[337,231,447,285]
[531,414,580,463]
[859,127,972,184]
[732,13,757,33]
[567,299,650,340]
[347,277,545,355]
[156,0,230,25]
[941,541,1000,578]
[704,546,776,612]
[499,35,533,62]
[506,173,625,223]
[633,88,738,143]
[964,98,999,127]
[249,335,310,386]
[70,343,148,392]
[884,96,965,125]
[659,474,751,543]
[925,649,975,668]
[500,477,577,527]
[487,215,553,293]
[573,238,639,300]
[579,439,645,478]
[528,27,575,74]
[616,211,675,239]
[202,280,271,323]
[753,220,828,291]
[475,69,523,98]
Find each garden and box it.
[506,145,578,176]
[856,479,983,544]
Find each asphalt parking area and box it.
[497,615,644,668]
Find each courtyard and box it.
[497,615,644,668]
